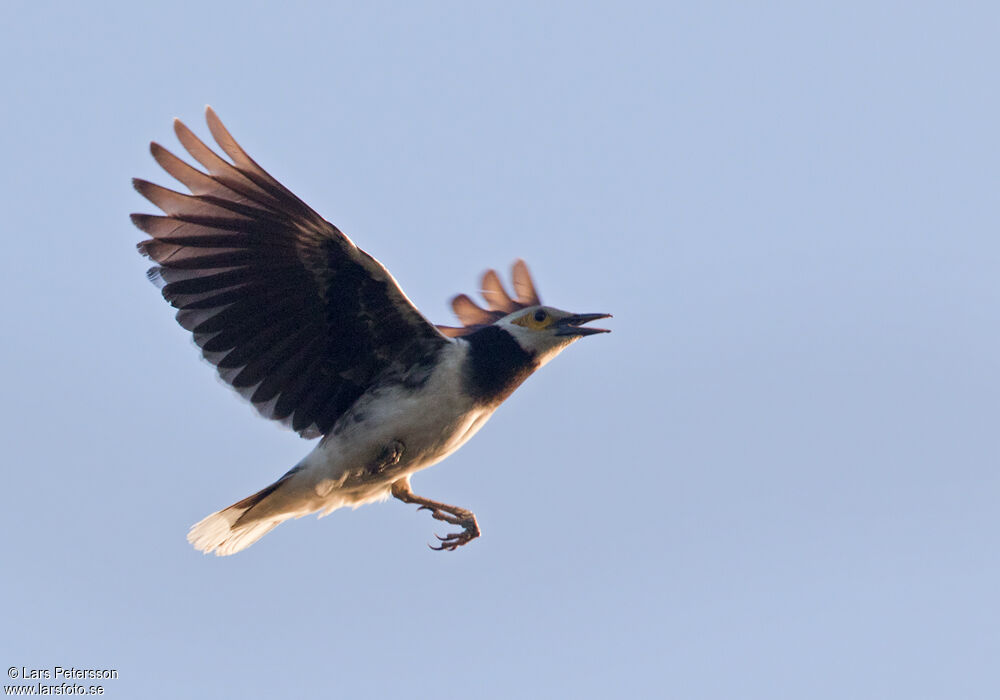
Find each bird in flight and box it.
[132,107,611,556]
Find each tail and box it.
[188,470,302,556]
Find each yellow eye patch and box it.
[511,308,554,330]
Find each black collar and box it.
[462,326,538,405]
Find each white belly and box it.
[294,342,495,509]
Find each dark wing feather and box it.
[435,260,543,338]
[134,107,449,438]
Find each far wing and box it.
[436,259,542,337]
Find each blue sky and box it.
[2,1,998,698]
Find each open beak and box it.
[555,312,613,337]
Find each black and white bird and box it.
[132,108,611,556]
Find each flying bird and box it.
[132,107,611,556]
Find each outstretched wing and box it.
[436,259,542,337]
[133,107,450,439]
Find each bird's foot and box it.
[390,478,481,551]
[417,506,480,551]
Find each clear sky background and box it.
[2,1,998,698]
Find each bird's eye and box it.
[534,310,547,322]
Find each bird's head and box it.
[495,305,612,367]
[436,260,612,367]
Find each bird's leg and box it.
[390,478,481,551]
[369,440,405,475]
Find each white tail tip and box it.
[187,506,282,556]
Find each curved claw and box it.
[430,533,455,550]
[428,528,477,551]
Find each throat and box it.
[462,326,538,405]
